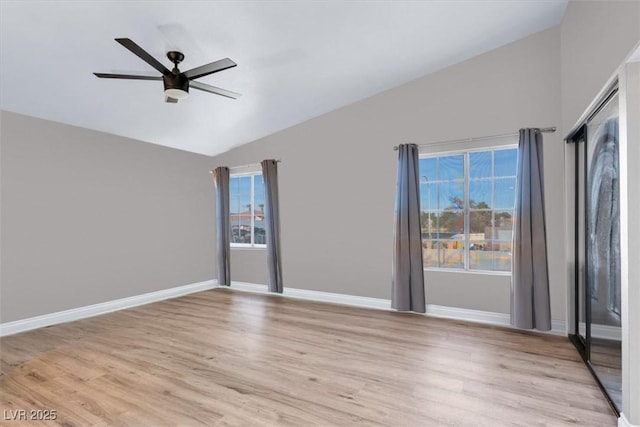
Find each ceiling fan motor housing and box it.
[163,73,189,97]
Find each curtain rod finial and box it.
[538,126,556,133]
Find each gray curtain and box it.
[261,159,283,293]
[511,129,551,330]
[212,167,231,287]
[392,144,426,313]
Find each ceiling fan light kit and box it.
[94,38,240,103]
[163,53,189,100]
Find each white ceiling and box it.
[0,1,568,156]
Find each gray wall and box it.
[211,27,565,319]
[0,111,216,323]
[560,0,640,134]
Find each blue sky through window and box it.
[419,147,517,272]
[419,148,517,211]
[230,175,264,213]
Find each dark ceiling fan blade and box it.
[165,96,178,103]
[94,73,162,80]
[183,58,237,80]
[115,38,171,75]
[190,81,241,99]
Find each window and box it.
[229,173,266,247]
[420,146,517,272]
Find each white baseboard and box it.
[1,278,567,338]
[619,413,639,427]
[593,323,622,341]
[425,304,509,325]
[426,305,565,335]
[226,281,392,310]
[578,322,622,341]
[552,319,567,335]
[0,280,216,337]
[224,281,566,335]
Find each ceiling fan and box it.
[94,38,241,103]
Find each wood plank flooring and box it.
[0,289,616,426]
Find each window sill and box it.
[231,245,266,251]
[423,268,511,276]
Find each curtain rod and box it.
[392,127,556,151]
[209,160,282,174]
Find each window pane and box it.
[230,175,255,245]
[494,178,516,209]
[231,225,242,243]
[469,240,493,270]
[493,240,513,271]
[254,175,266,245]
[231,221,243,244]
[230,177,242,244]
[438,239,464,268]
[237,175,251,193]
[254,192,265,215]
[470,151,492,179]
[495,148,517,177]
[423,238,438,267]
[232,207,251,244]
[469,210,493,235]
[238,194,252,214]
[238,190,252,243]
[494,210,514,241]
[233,177,252,220]
[254,174,264,198]
[254,218,265,244]
[230,176,241,197]
[420,183,437,212]
[438,181,464,210]
[238,224,252,243]
[469,180,492,209]
[421,211,437,240]
[438,155,464,181]
[229,178,240,213]
[252,174,265,245]
[435,211,464,238]
[419,158,437,182]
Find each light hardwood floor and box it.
[0,289,616,426]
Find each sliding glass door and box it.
[569,87,621,414]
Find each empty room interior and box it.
[1,1,639,426]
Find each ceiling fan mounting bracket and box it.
[167,51,184,65]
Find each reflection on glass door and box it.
[585,92,621,410]
[570,88,621,415]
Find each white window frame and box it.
[420,144,518,274]
[230,171,266,249]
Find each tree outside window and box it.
[420,147,517,272]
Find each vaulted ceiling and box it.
[0,1,567,156]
